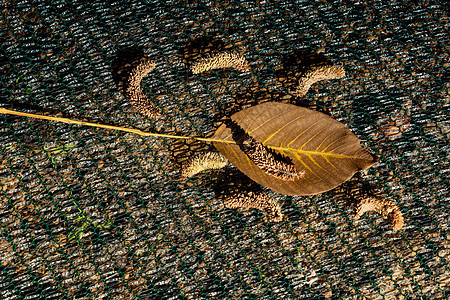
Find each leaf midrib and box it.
[267,145,361,160]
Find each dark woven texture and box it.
[0,1,448,299]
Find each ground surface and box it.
[0,0,448,299]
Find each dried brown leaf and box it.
[213,102,377,195]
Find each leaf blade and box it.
[212,102,377,195]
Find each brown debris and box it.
[124,57,161,118]
[295,65,346,97]
[353,196,404,230]
[224,190,283,222]
[240,137,305,181]
[226,118,304,181]
[376,112,411,141]
[181,151,228,178]
[190,51,251,74]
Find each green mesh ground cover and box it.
[0,0,449,299]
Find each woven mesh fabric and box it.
[0,0,448,299]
